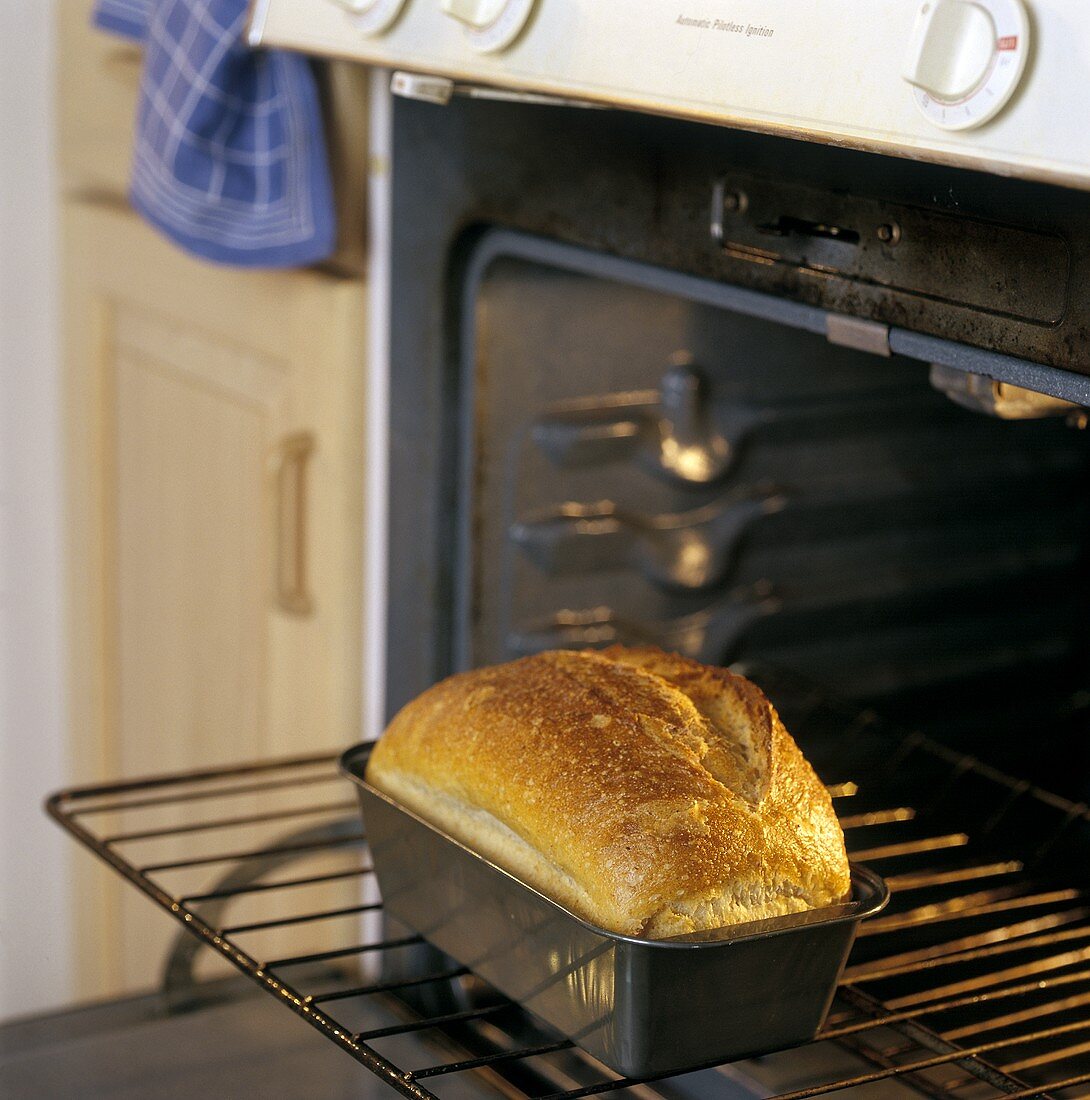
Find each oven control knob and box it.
[330,0,409,35]
[440,0,535,51]
[902,0,1030,130]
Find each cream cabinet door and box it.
[63,201,366,998]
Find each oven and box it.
[35,0,1090,1096]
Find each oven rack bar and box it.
[47,682,1090,1100]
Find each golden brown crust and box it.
[366,646,851,938]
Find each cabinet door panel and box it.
[114,333,270,773]
[63,201,366,998]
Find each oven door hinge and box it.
[391,71,607,110]
[825,314,891,357]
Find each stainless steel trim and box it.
[826,314,892,357]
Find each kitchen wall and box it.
[0,0,74,1021]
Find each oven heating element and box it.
[48,671,1090,1099]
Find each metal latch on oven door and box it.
[710,174,1069,330]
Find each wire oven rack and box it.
[48,672,1090,1100]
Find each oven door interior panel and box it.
[455,232,1090,800]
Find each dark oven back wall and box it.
[385,95,1090,801]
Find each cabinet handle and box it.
[275,432,315,616]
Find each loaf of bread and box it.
[366,646,851,938]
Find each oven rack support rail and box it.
[47,694,1090,1100]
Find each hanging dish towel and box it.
[92,0,336,268]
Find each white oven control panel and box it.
[250,0,1090,189]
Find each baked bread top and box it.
[366,646,851,938]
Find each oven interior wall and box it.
[463,251,1090,800]
[385,95,1090,807]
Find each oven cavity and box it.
[461,246,1090,797]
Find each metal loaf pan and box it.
[341,744,888,1078]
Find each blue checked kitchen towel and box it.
[92,0,336,268]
